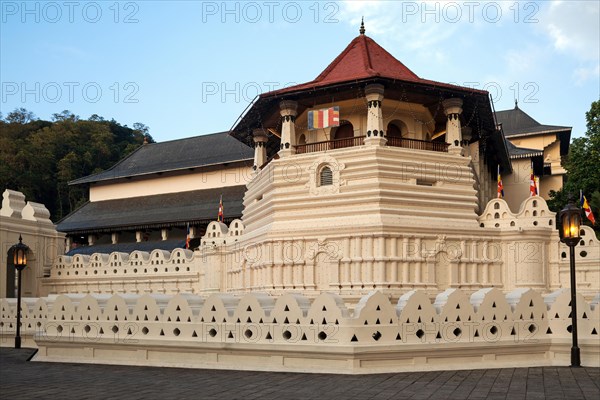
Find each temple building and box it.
[496,102,571,212]
[58,23,515,256]
[53,26,573,259]
[1,22,598,373]
[37,23,596,301]
[56,132,253,254]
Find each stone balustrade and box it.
[1,288,598,373]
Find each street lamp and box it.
[557,196,582,367]
[9,235,29,349]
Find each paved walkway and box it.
[0,348,598,399]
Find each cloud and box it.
[574,64,600,85]
[539,1,600,61]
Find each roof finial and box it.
[514,99,518,109]
[359,17,365,35]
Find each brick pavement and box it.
[0,348,598,399]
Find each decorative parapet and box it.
[200,219,244,247]
[479,196,554,230]
[1,288,598,373]
[0,189,26,218]
[558,226,599,263]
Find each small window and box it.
[533,200,537,207]
[416,180,434,187]
[494,203,500,210]
[319,166,333,186]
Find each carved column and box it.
[279,100,298,157]
[364,84,386,146]
[252,128,268,170]
[442,98,464,155]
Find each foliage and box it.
[548,100,600,236]
[0,108,153,221]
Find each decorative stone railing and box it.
[294,136,448,154]
[1,288,598,373]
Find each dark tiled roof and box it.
[505,139,544,159]
[56,185,246,233]
[495,107,570,137]
[71,131,253,185]
[66,239,185,256]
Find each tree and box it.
[0,110,148,221]
[549,100,600,236]
[5,108,37,124]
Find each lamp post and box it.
[557,196,582,367]
[9,235,29,349]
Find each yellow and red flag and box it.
[529,162,538,197]
[185,223,191,249]
[218,195,224,222]
[580,190,596,225]
[497,165,504,199]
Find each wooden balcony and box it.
[386,137,449,152]
[294,135,449,154]
[295,136,366,154]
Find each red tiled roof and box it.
[265,34,488,97]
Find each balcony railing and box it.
[294,135,449,154]
[295,136,366,154]
[387,136,449,152]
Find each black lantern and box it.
[9,235,29,349]
[558,199,582,246]
[557,196,582,367]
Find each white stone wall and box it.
[0,190,65,298]
[40,195,599,300]
[1,288,598,372]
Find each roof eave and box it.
[69,157,254,186]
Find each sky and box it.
[1,1,599,142]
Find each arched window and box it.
[331,121,354,149]
[319,166,333,186]
[297,134,306,146]
[386,120,408,146]
[387,121,404,138]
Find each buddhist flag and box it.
[580,190,596,225]
[185,223,191,249]
[497,165,504,199]
[529,162,538,197]
[218,195,224,222]
[308,106,339,130]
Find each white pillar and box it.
[459,126,473,158]
[364,84,386,146]
[442,98,464,155]
[111,232,119,245]
[279,100,298,157]
[136,231,143,243]
[65,236,72,252]
[161,229,168,241]
[253,128,268,170]
[88,234,95,246]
